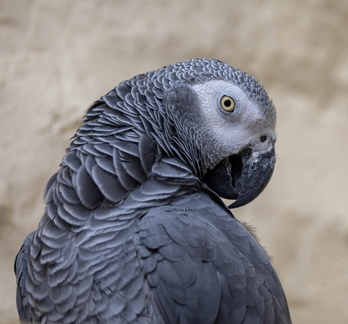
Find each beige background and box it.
[1,0,347,322]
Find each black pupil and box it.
[224,99,231,107]
[260,135,267,142]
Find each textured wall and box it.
[1,0,347,322]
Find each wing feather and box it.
[15,231,35,321]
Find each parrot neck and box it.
[43,152,202,227]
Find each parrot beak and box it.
[204,146,276,209]
[228,147,276,208]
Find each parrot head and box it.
[161,59,277,208]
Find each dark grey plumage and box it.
[15,58,291,323]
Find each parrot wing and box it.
[137,191,291,323]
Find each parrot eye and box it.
[220,95,236,112]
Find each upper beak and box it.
[229,147,276,208]
[204,146,276,209]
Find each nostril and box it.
[260,135,267,143]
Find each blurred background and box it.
[1,0,347,322]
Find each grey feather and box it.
[15,58,291,323]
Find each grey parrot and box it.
[15,58,291,323]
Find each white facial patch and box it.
[191,80,276,155]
